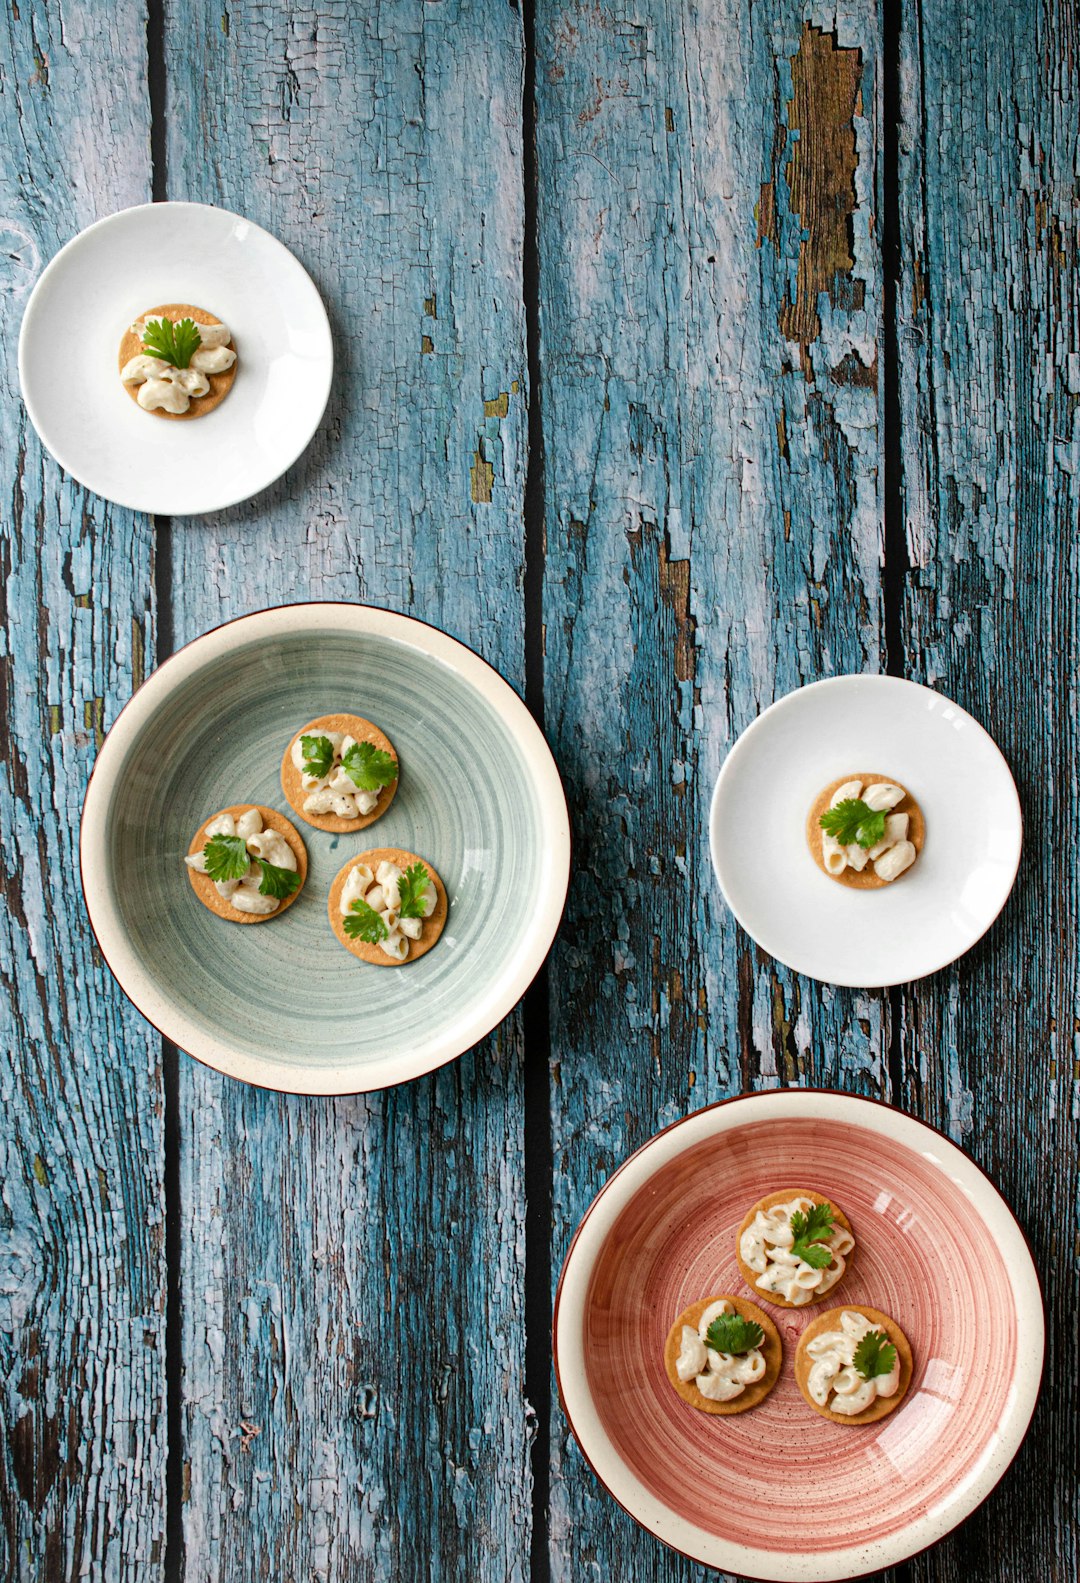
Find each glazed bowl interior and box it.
[555,1092,1043,1581]
[82,606,569,1093]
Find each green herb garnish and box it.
[704,1313,764,1356]
[340,740,398,792]
[202,833,250,883]
[397,861,432,920]
[789,1202,836,1269]
[343,897,389,943]
[300,733,335,780]
[853,1329,897,1382]
[819,799,886,850]
[141,315,202,369]
[258,860,301,900]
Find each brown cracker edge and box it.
[119,304,237,422]
[735,1188,855,1309]
[663,1295,782,1416]
[794,1305,914,1426]
[186,805,307,925]
[328,848,447,967]
[806,773,925,891]
[281,714,399,834]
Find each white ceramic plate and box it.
[554,1090,1043,1581]
[709,675,1022,986]
[80,603,570,1094]
[18,202,332,515]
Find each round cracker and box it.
[806,773,925,890]
[186,805,307,925]
[281,714,399,833]
[328,848,447,967]
[663,1294,782,1416]
[735,1189,855,1309]
[794,1304,913,1425]
[119,304,238,421]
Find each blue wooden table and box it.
[1,2,1076,1579]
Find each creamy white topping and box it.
[190,343,236,373]
[819,778,916,881]
[292,729,393,820]
[740,1195,855,1306]
[338,858,436,961]
[673,1298,766,1403]
[121,316,236,412]
[184,808,295,916]
[805,1309,901,1415]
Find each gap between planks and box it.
[882,0,913,1181]
[520,0,556,1573]
[145,0,185,1575]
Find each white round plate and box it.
[79,603,570,1094]
[554,1090,1043,1581]
[18,202,332,515]
[709,675,1022,986]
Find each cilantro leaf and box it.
[819,799,887,850]
[795,1241,834,1270]
[397,861,433,920]
[790,1201,836,1268]
[141,315,202,369]
[704,1313,764,1356]
[202,833,250,883]
[258,859,300,900]
[300,733,335,780]
[853,1329,897,1382]
[340,740,398,791]
[792,1202,834,1243]
[343,897,388,943]
[856,808,886,847]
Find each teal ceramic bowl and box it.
[81,604,570,1093]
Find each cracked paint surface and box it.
[535,1,891,1573]
[162,3,531,1580]
[897,3,1080,1575]
[1,0,1077,1577]
[0,4,164,1580]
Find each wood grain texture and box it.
[897,2,1080,1578]
[2,2,1073,1579]
[535,3,887,1576]
[0,4,166,1580]
[161,2,530,1577]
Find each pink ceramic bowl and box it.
[553,1091,1043,1581]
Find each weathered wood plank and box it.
[0,5,165,1580]
[161,3,530,1577]
[897,3,1080,1578]
[536,3,886,1575]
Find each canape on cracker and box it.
[282,714,399,832]
[808,774,925,888]
[185,806,305,923]
[119,304,237,417]
[795,1305,913,1424]
[663,1295,781,1415]
[329,849,446,965]
[736,1190,855,1308]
